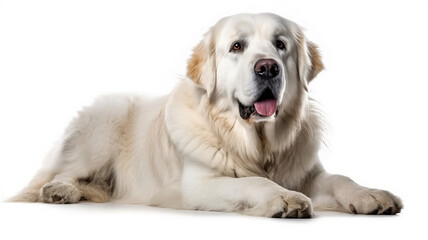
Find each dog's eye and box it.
[230,42,242,52]
[276,40,286,50]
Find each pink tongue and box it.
[254,99,277,116]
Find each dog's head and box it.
[187,13,323,123]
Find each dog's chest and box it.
[261,150,315,191]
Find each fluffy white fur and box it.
[11,13,402,218]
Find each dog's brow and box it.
[230,33,248,48]
[273,30,286,39]
[237,33,248,40]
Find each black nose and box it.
[254,59,279,79]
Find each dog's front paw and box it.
[41,182,82,204]
[347,189,403,215]
[272,191,313,218]
[247,191,313,218]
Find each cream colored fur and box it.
[10,13,402,218]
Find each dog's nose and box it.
[254,59,279,79]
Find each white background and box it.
[1,0,427,239]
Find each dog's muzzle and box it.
[237,58,283,120]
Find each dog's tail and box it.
[7,170,54,202]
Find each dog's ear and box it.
[306,42,324,81]
[187,30,217,97]
[296,31,324,89]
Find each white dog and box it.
[11,13,402,218]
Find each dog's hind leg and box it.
[9,95,136,204]
[39,129,117,204]
[40,164,115,204]
[25,95,134,204]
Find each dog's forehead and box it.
[216,13,295,40]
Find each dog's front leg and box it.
[306,168,403,215]
[181,161,313,218]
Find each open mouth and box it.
[238,88,279,120]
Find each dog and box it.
[10,13,402,218]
